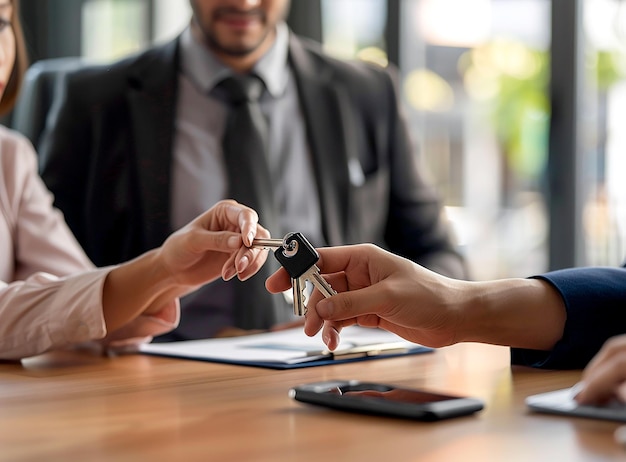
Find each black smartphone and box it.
[289,380,484,421]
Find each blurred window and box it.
[583,0,626,266]
[81,0,190,62]
[81,0,150,61]
[323,0,551,279]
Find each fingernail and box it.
[223,267,237,281]
[247,232,255,247]
[237,255,250,273]
[228,236,240,249]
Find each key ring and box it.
[281,232,299,257]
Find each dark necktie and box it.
[216,74,285,329]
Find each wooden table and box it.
[0,342,623,462]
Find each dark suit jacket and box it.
[511,265,626,369]
[39,33,466,336]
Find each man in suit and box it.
[38,0,467,340]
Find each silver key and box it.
[251,237,298,251]
[250,238,284,249]
[292,276,306,316]
[274,232,336,316]
[301,265,336,299]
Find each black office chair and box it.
[11,57,85,150]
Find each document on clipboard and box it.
[138,326,432,369]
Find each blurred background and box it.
[15,0,626,280]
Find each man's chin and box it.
[214,44,261,57]
[205,25,273,59]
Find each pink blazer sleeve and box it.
[0,127,178,359]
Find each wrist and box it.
[103,249,183,329]
[133,249,175,293]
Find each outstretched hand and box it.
[265,243,464,351]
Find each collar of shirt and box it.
[179,22,290,99]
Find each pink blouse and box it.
[0,126,178,359]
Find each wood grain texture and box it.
[0,343,622,462]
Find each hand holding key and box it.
[251,232,336,316]
[266,243,471,351]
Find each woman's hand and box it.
[158,199,271,290]
[103,200,272,329]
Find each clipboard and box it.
[138,326,432,369]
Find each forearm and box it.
[0,271,109,359]
[512,267,626,369]
[458,278,566,350]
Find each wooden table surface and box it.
[0,342,623,462]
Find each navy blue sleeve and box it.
[510,266,626,369]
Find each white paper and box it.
[139,326,425,365]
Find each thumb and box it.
[315,285,389,321]
[190,229,243,254]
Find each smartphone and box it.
[289,380,484,421]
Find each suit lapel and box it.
[288,35,353,246]
[126,39,179,249]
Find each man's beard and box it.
[205,29,271,57]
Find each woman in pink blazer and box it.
[0,0,270,359]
